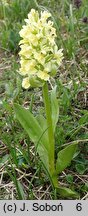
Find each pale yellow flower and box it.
[40,10,51,22]
[54,49,64,65]
[1,0,9,6]
[19,44,33,58]
[19,25,30,39]
[34,52,45,64]
[28,9,39,23]
[37,71,50,81]
[45,61,57,73]
[19,59,37,76]
[22,77,30,89]
[18,9,63,89]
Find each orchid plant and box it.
[14,9,78,197]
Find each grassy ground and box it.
[0,0,88,199]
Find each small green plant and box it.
[13,9,80,198]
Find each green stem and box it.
[42,82,58,187]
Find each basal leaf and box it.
[51,86,59,133]
[36,115,47,132]
[14,104,48,149]
[37,145,49,172]
[56,143,77,174]
[14,103,49,171]
[14,104,42,144]
[36,114,49,146]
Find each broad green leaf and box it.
[56,143,77,174]
[35,115,50,171]
[14,104,48,149]
[37,145,49,172]
[14,103,49,171]
[36,114,48,145]
[51,86,59,133]
[57,186,79,198]
[36,115,47,131]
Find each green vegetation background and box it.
[0,0,88,199]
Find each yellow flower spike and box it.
[18,9,63,89]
